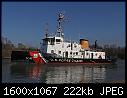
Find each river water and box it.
[2,59,125,83]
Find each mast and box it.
[44,23,49,38]
[56,12,64,38]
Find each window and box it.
[67,44,70,48]
[56,39,61,44]
[86,53,89,55]
[70,52,72,54]
[58,51,61,54]
[56,39,61,42]
[76,52,78,55]
[42,38,48,45]
[50,38,55,45]
[51,50,54,53]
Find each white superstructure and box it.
[40,13,105,59]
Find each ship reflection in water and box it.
[10,63,106,83]
[10,62,46,83]
[2,59,124,83]
[46,65,106,83]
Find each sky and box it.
[2,2,125,48]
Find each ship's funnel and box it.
[80,39,89,49]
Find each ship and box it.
[11,12,116,64]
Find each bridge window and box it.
[56,39,61,42]
[56,39,61,44]
[42,38,48,45]
[50,38,55,45]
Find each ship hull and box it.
[11,51,116,65]
[45,58,116,65]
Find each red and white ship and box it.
[11,13,116,64]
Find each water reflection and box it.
[45,65,106,83]
[10,63,45,83]
[29,64,42,79]
[3,59,124,83]
[10,63,107,83]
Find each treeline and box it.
[90,44,125,60]
[103,44,125,60]
[2,36,38,58]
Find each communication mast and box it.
[44,23,49,38]
[56,12,65,38]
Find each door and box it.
[65,51,68,58]
[91,53,93,59]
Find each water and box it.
[2,59,125,83]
